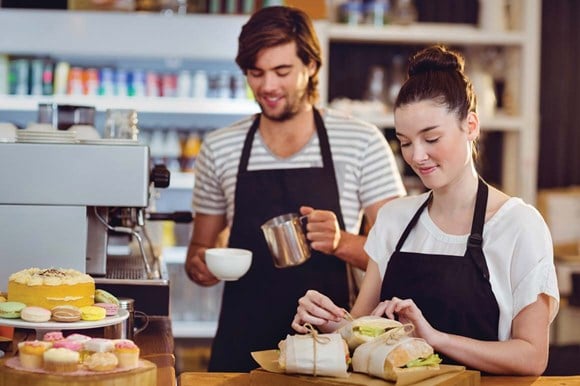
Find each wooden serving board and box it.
[0,358,157,386]
[249,368,480,386]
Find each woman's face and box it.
[394,100,478,190]
[246,41,315,122]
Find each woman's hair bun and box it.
[408,45,465,77]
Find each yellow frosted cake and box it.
[7,268,95,309]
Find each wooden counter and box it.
[178,372,580,386]
[481,376,580,385]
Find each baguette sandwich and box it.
[339,315,403,350]
[352,335,441,381]
[278,332,350,378]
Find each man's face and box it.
[246,42,315,122]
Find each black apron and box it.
[381,178,499,365]
[209,109,350,372]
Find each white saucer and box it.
[17,138,78,144]
[80,139,139,146]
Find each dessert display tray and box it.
[0,309,128,331]
[0,357,156,386]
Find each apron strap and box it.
[313,108,345,231]
[395,192,432,252]
[238,114,260,174]
[466,177,490,280]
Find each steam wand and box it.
[93,207,157,280]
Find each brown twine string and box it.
[342,309,355,322]
[303,323,330,376]
[376,323,415,345]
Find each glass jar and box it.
[104,109,139,140]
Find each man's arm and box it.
[184,212,228,286]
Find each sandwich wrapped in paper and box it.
[351,324,441,381]
[339,315,403,350]
[277,324,350,378]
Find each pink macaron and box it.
[94,302,119,317]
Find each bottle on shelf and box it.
[363,0,391,26]
[99,67,115,97]
[164,130,182,172]
[0,55,9,95]
[387,54,405,107]
[364,65,388,104]
[181,131,202,172]
[391,0,418,25]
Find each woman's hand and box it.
[300,206,341,255]
[292,290,347,333]
[184,246,219,286]
[372,297,438,342]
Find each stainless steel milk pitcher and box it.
[261,213,311,268]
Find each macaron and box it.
[0,301,26,319]
[51,305,82,323]
[94,302,118,317]
[20,306,52,322]
[94,289,119,306]
[79,306,106,321]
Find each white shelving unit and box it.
[323,0,541,204]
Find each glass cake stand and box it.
[0,309,129,339]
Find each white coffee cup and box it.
[205,248,252,281]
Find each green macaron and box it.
[0,301,26,319]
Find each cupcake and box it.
[43,331,64,343]
[84,352,118,372]
[84,338,114,354]
[18,341,52,370]
[66,333,92,343]
[65,334,92,362]
[53,340,83,352]
[43,348,80,372]
[114,340,140,369]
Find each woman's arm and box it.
[433,294,551,375]
[374,294,552,375]
[292,259,384,333]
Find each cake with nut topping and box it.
[7,268,95,309]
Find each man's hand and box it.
[300,206,342,255]
[185,245,219,286]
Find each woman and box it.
[292,45,559,375]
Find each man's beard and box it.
[258,90,309,122]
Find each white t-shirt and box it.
[193,108,406,233]
[365,192,560,341]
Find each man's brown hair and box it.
[235,6,322,105]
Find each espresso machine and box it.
[0,141,189,315]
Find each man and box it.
[185,6,406,372]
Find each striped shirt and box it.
[193,108,406,234]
